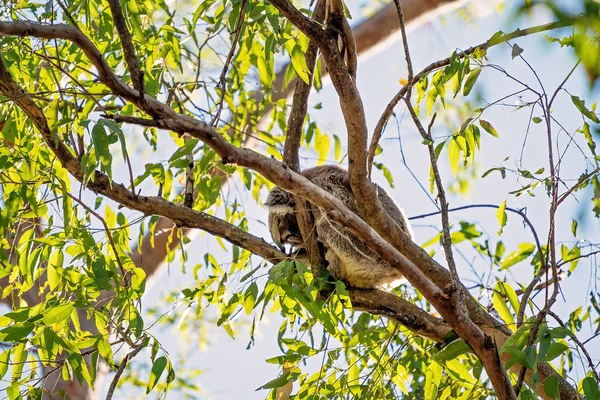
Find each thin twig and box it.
[210,0,247,126]
[66,192,130,287]
[366,0,413,178]
[105,341,146,400]
[107,0,144,99]
[548,310,600,383]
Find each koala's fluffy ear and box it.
[265,187,295,214]
[266,187,294,249]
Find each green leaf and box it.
[448,138,460,176]
[571,219,578,237]
[501,243,536,269]
[433,340,470,362]
[0,323,35,341]
[0,348,9,379]
[43,303,74,325]
[497,200,508,235]
[582,377,600,400]
[192,0,216,26]
[147,356,168,394]
[541,343,568,362]
[493,282,514,327]
[11,342,27,382]
[480,120,499,137]
[289,44,310,84]
[511,43,524,59]
[257,373,291,390]
[243,282,258,314]
[47,99,60,132]
[169,138,198,162]
[572,96,600,123]
[373,162,395,188]
[463,68,481,96]
[424,361,442,400]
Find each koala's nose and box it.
[280,229,293,244]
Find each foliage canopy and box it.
[0,0,599,399]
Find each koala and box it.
[265,165,414,290]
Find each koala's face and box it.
[265,188,303,249]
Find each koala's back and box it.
[300,165,412,290]
[302,165,413,239]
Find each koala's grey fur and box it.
[265,165,414,290]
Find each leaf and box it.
[0,323,35,341]
[498,281,520,317]
[256,373,291,390]
[373,162,395,188]
[448,138,460,176]
[433,340,470,362]
[169,138,198,162]
[192,0,216,25]
[463,68,481,96]
[11,342,27,382]
[582,122,597,156]
[541,343,568,362]
[243,282,258,314]
[424,361,442,400]
[0,348,9,379]
[571,219,578,237]
[43,303,74,325]
[147,356,167,394]
[500,243,536,269]
[497,200,508,235]
[582,377,600,400]
[480,120,499,137]
[511,44,524,59]
[289,44,310,84]
[571,96,600,123]
[493,282,514,327]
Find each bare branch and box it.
[283,0,328,274]
[105,342,146,400]
[210,0,247,126]
[107,0,144,98]
[283,0,327,171]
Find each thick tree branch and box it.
[283,0,328,273]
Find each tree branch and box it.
[107,0,144,98]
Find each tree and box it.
[0,0,599,399]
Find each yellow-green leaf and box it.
[493,282,515,327]
[147,356,167,394]
[497,200,507,235]
[448,138,460,176]
[463,68,481,96]
[480,119,499,137]
[43,303,74,325]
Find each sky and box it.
[122,0,600,399]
